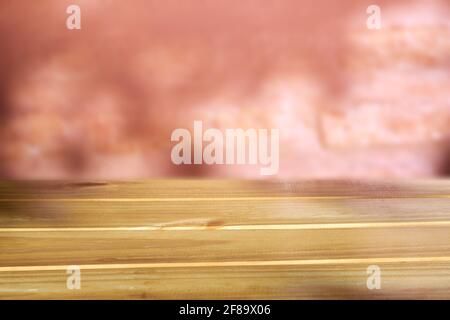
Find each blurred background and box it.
[0,0,449,179]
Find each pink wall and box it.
[0,0,449,179]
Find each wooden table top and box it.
[1,180,450,299]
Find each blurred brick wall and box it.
[0,0,449,179]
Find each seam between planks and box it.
[1,195,450,201]
[2,220,450,232]
[2,256,450,272]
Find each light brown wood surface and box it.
[1,180,450,299]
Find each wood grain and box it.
[1,180,450,299]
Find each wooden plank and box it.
[1,261,450,299]
[1,180,450,199]
[1,197,450,228]
[1,180,450,299]
[1,227,450,267]
[0,226,450,271]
